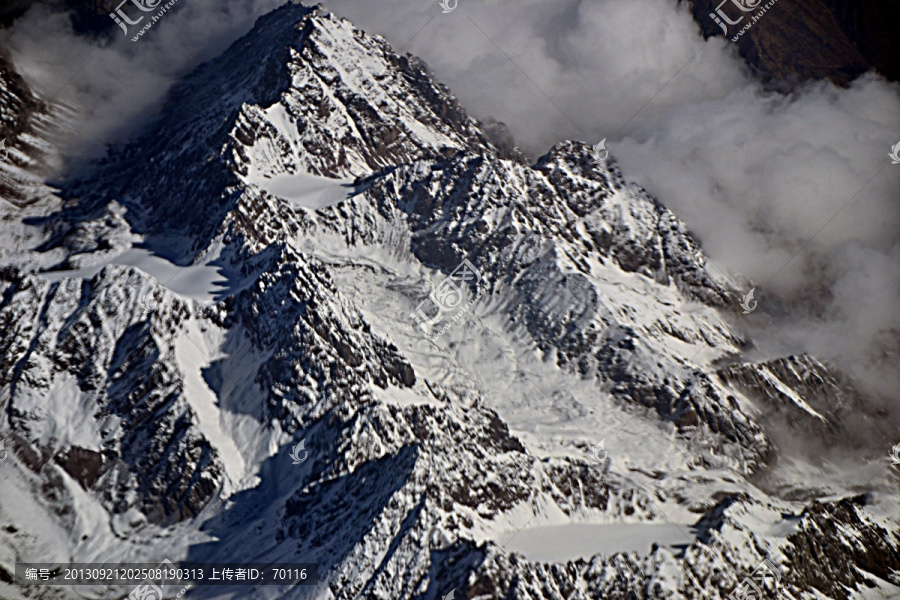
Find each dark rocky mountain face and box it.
[0,3,898,600]
[1,1,129,35]
[0,52,53,204]
[688,0,900,84]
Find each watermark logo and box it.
[111,0,181,41]
[110,0,161,34]
[438,0,458,13]
[592,439,608,463]
[0,138,9,164]
[739,288,757,314]
[593,139,609,164]
[128,581,163,600]
[442,589,456,600]
[128,559,190,600]
[128,559,168,600]
[710,0,779,41]
[727,558,780,600]
[709,0,760,34]
[889,141,900,165]
[138,292,159,316]
[410,258,482,339]
[0,439,8,463]
[290,439,308,465]
[890,442,900,466]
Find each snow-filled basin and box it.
[253,172,355,210]
[503,522,696,563]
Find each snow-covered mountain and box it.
[0,3,898,599]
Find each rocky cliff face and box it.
[716,354,856,436]
[0,51,60,208]
[0,265,222,525]
[0,3,897,600]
